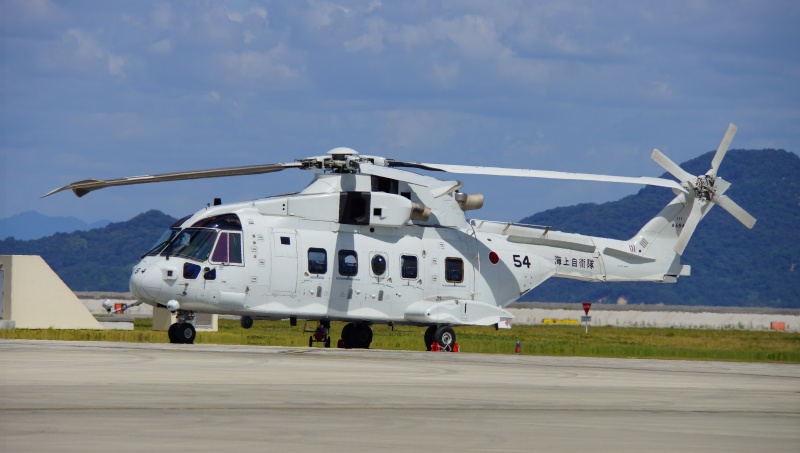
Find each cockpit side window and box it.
[210,231,243,265]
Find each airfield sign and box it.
[582,302,592,333]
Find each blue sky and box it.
[2,0,798,224]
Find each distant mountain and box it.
[518,149,800,308]
[0,210,176,291]
[0,211,111,240]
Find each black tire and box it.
[240,316,254,329]
[434,326,455,351]
[424,325,437,351]
[324,336,331,348]
[168,323,178,343]
[352,323,373,349]
[309,336,314,347]
[341,323,355,348]
[176,322,196,344]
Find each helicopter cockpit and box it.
[158,214,244,264]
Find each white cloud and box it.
[151,38,172,54]
[432,62,459,87]
[219,43,303,81]
[151,3,171,29]
[344,18,386,53]
[432,15,512,60]
[64,28,104,60]
[107,53,127,77]
[305,1,352,29]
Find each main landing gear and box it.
[168,311,196,344]
[424,325,456,351]
[339,322,373,349]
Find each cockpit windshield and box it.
[144,227,181,257]
[161,228,218,262]
[143,215,192,257]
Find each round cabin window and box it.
[371,254,387,276]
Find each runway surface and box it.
[1,340,798,452]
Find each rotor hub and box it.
[694,175,716,202]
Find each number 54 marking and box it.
[513,255,531,268]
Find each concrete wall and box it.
[0,255,102,329]
[507,308,800,332]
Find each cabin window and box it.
[445,257,464,283]
[308,248,327,274]
[371,254,387,276]
[401,255,418,279]
[211,232,243,264]
[280,236,291,245]
[338,250,358,277]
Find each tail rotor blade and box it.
[675,200,703,255]
[651,149,694,184]
[714,194,757,229]
[708,123,737,176]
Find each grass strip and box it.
[1,319,798,363]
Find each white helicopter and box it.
[45,124,755,349]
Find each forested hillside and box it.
[518,149,799,307]
[0,210,176,291]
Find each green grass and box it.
[1,319,798,363]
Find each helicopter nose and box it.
[130,264,164,302]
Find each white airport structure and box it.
[0,255,102,329]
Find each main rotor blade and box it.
[714,194,756,229]
[709,123,737,176]
[674,200,703,255]
[43,162,304,198]
[651,149,694,184]
[390,162,686,192]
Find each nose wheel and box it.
[168,322,196,344]
[168,310,197,344]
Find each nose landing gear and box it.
[168,310,197,344]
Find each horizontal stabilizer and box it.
[602,247,656,262]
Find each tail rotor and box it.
[651,123,756,255]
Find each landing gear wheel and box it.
[175,322,196,344]
[434,326,455,352]
[341,323,355,348]
[309,336,314,347]
[424,325,437,351]
[240,316,254,329]
[352,323,373,349]
[324,336,331,348]
[341,322,372,349]
[168,323,179,343]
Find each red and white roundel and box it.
[489,251,500,264]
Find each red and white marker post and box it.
[581,302,592,333]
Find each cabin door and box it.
[270,229,298,294]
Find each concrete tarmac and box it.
[1,340,798,452]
